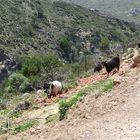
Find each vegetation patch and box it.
[45,113,59,124]
[95,79,114,98]
[59,79,114,120]
[63,80,78,91]
[13,120,38,134]
[5,73,30,93]
[0,109,10,116]
[10,111,23,119]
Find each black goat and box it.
[102,55,120,77]
[94,63,103,73]
[43,82,50,93]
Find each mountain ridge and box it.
[57,0,140,24]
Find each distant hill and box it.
[58,0,140,24]
[0,0,140,62]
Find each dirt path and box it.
[59,76,140,140]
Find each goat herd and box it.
[44,43,140,99]
[44,55,120,99]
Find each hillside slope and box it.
[58,0,140,23]
[3,49,140,140]
[0,0,140,61]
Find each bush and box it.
[7,73,30,93]
[19,54,63,82]
[100,36,110,48]
[58,36,72,61]
[42,54,63,80]
[59,100,70,121]
[71,63,84,76]
[20,56,42,77]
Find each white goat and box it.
[48,81,63,98]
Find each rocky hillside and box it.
[0,0,140,62]
[58,0,140,23]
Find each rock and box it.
[113,79,121,85]
[37,89,45,94]
[119,71,125,76]
[13,101,32,113]
[0,136,7,140]
[0,103,6,110]
[86,116,92,119]
[83,113,92,119]
[0,53,19,83]
[22,92,30,97]
[127,8,140,17]
[123,60,129,63]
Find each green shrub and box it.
[100,36,110,48]
[58,36,72,61]
[42,54,63,80]
[71,63,84,76]
[101,79,114,92]
[20,56,42,77]
[0,109,10,116]
[59,100,70,120]
[95,79,114,98]
[7,73,30,93]
[19,54,63,82]
[59,36,70,49]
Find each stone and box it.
[22,92,30,97]
[113,79,121,85]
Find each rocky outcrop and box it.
[127,8,140,17]
[0,52,18,83]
